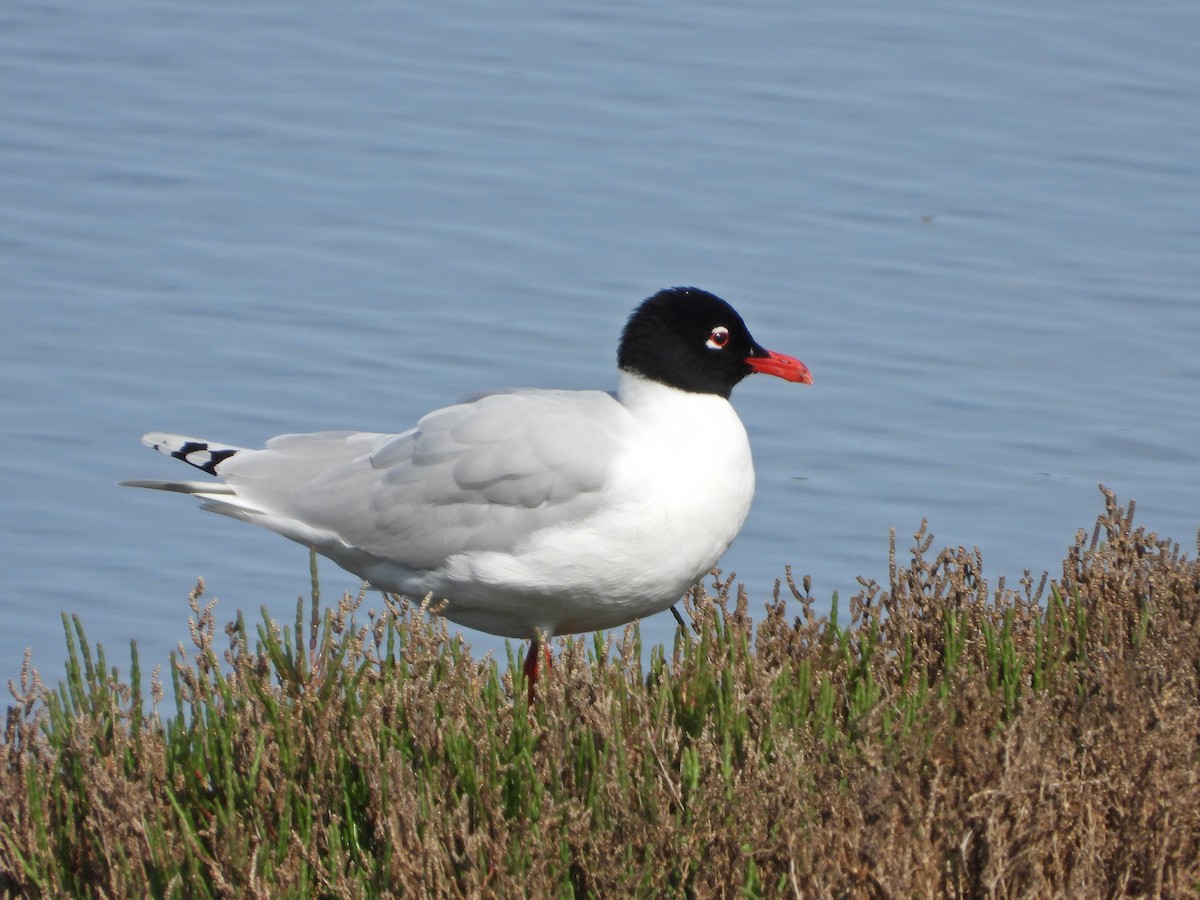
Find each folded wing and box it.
[201,389,626,571]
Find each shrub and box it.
[2,487,1198,896]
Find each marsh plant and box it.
[2,488,1198,896]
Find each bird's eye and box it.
[706,326,730,350]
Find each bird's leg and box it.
[522,634,553,701]
[522,637,539,697]
[670,604,686,629]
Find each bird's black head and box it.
[617,287,810,398]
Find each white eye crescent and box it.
[706,326,730,350]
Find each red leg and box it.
[523,637,541,701]
[522,636,554,701]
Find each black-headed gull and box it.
[124,287,811,690]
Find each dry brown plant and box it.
[2,487,1198,897]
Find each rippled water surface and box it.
[3,1,1198,688]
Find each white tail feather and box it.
[119,479,236,495]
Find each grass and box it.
[2,486,1198,897]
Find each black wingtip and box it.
[168,441,238,476]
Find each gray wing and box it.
[218,389,627,569]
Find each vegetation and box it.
[2,487,1198,897]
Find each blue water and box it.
[3,1,1198,692]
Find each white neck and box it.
[617,368,692,408]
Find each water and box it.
[3,1,1198,692]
